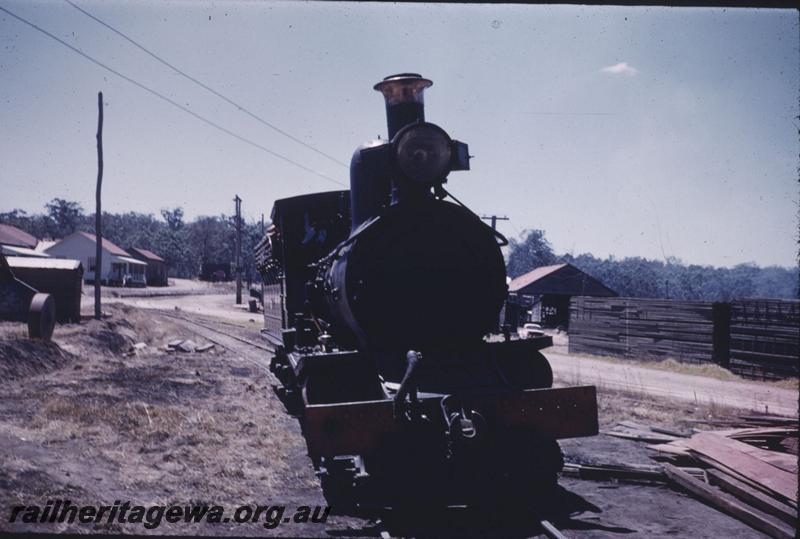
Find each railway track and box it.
[157,310,274,372]
[157,310,574,538]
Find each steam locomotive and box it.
[256,74,598,511]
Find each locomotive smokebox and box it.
[374,73,432,138]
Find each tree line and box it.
[1,199,264,281]
[3,200,796,300]
[506,229,797,301]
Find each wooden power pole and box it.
[481,214,509,230]
[94,92,104,320]
[234,195,242,305]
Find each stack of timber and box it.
[564,422,702,483]
[728,299,799,380]
[569,297,720,364]
[648,415,798,538]
[569,296,800,379]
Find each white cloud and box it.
[601,62,639,76]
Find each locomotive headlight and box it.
[394,123,452,184]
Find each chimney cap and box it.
[374,73,433,106]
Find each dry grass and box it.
[39,395,188,435]
[595,386,743,430]
[565,351,799,390]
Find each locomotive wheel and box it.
[526,351,554,389]
[320,473,358,514]
[530,437,564,492]
[28,293,56,341]
[480,433,562,509]
[497,350,554,390]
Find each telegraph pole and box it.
[94,92,103,320]
[481,214,509,230]
[234,195,242,305]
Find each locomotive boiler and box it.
[256,74,598,511]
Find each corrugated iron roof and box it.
[509,264,568,292]
[5,256,82,270]
[1,245,50,258]
[129,247,165,262]
[509,262,618,297]
[34,240,57,252]
[0,224,38,248]
[75,231,131,257]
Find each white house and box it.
[45,231,147,286]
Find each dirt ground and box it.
[0,299,794,537]
[100,278,236,298]
[0,304,366,537]
[113,292,262,326]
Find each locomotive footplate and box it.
[303,385,598,459]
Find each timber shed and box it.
[5,256,83,322]
[129,247,168,286]
[509,263,617,328]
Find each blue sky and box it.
[1,1,797,268]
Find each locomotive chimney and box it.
[374,73,432,139]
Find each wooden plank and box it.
[651,425,691,438]
[707,469,798,527]
[605,426,679,444]
[663,463,795,539]
[737,415,799,426]
[726,427,799,438]
[570,323,715,338]
[569,334,714,349]
[685,433,798,503]
[540,520,568,539]
[691,453,776,498]
[705,434,798,474]
[729,350,799,364]
[730,326,799,338]
[562,462,666,482]
[648,439,691,457]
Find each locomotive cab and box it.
[257,74,599,512]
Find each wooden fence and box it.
[569,296,799,379]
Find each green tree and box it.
[506,229,557,278]
[45,198,85,238]
[160,207,185,231]
[155,208,193,277]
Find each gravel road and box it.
[549,351,797,417]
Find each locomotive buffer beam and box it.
[303,385,598,459]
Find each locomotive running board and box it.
[303,385,598,458]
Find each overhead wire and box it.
[63,0,349,169]
[0,4,346,188]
